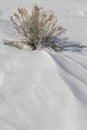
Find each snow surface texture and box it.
[0,0,87,130]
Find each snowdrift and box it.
[0,0,87,130]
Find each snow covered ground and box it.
[0,0,87,130]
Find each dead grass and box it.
[5,4,65,50]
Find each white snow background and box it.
[0,0,87,130]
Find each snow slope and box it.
[0,0,87,130]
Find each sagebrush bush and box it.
[6,4,65,50]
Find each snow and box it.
[0,0,87,130]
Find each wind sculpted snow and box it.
[0,0,87,130]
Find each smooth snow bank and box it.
[0,43,87,130]
[0,0,87,130]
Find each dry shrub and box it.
[6,4,65,50]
